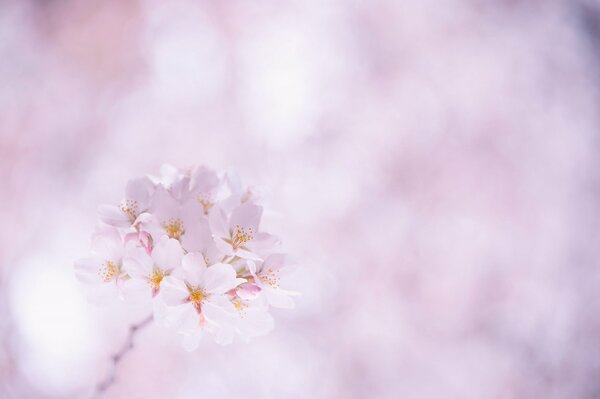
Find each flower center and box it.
[120,199,139,223]
[187,287,206,313]
[197,194,213,215]
[163,218,185,240]
[98,260,120,283]
[259,267,280,288]
[231,297,249,318]
[148,268,167,297]
[231,225,254,250]
[188,289,205,304]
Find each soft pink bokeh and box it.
[2,0,600,398]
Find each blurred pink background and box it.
[2,0,600,398]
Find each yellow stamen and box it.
[187,287,206,313]
[163,218,185,240]
[197,194,213,215]
[148,269,166,290]
[231,225,253,250]
[120,199,139,223]
[98,260,120,282]
[260,267,281,288]
[231,297,248,318]
[188,288,205,305]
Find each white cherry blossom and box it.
[75,164,297,349]
[209,202,279,261]
[98,177,154,228]
[159,252,244,350]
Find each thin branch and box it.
[92,314,153,398]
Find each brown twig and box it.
[92,314,153,398]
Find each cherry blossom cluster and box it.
[75,165,296,350]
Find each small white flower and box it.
[211,294,275,345]
[75,164,297,349]
[74,226,128,301]
[209,202,279,260]
[122,236,184,301]
[142,186,200,242]
[248,254,298,309]
[98,177,154,228]
[159,252,244,350]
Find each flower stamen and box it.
[148,268,167,297]
[231,225,254,250]
[259,268,281,289]
[187,286,207,314]
[163,218,185,240]
[120,199,139,223]
[197,194,214,215]
[98,260,120,283]
[231,297,249,318]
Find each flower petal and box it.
[181,252,207,286]
[230,203,262,233]
[264,288,296,309]
[203,298,235,326]
[208,206,230,238]
[123,244,153,278]
[91,226,123,260]
[120,278,151,303]
[213,236,235,256]
[247,232,280,255]
[152,236,183,271]
[125,177,154,210]
[98,205,130,227]
[74,256,102,284]
[203,263,240,294]
[236,283,261,300]
[181,218,213,253]
[160,276,189,306]
[190,166,219,193]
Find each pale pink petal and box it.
[175,306,201,333]
[181,252,207,286]
[190,166,219,193]
[213,236,235,256]
[263,253,287,271]
[209,207,230,238]
[224,170,243,195]
[204,244,225,266]
[203,298,235,326]
[236,283,261,300]
[153,299,190,329]
[122,245,153,278]
[120,278,151,303]
[247,260,258,276]
[247,232,280,254]
[150,186,180,220]
[236,248,262,261]
[203,263,240,294]
[160,276,189,306]
[74,256,102,283]
[152,237,183,271]
[125,176,154,210]
[230,203,262,232]
[264,288,296,309]
[181,218,212,253]
[91,226,123,260]
[98,204,130,227]
[180,199,203,233]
